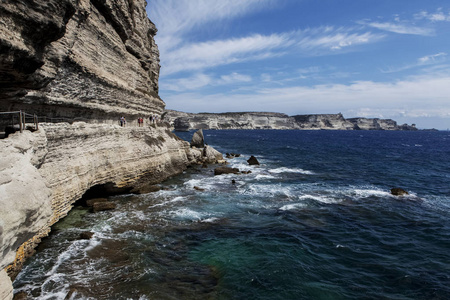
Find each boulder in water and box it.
[247,156,260,165]
[85,198,108,207]
[191,129,204,148]
[79,231,94,240]
[203,145,223,163]
[391,188,409,196]
[92,202,116,212]
[194,186,205,191]
[131,184,161,195]
[214,167,240,175]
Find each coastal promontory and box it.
[165,110,418,131]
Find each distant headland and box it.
[164,110,421,131]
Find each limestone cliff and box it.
[166,110,417,131]
[292,113,355,130]
[0,0,206,298]
[0,0,162,121]
[165,110,300,130]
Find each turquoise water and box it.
[14,130,450,299]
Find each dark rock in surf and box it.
[92,202,116,212]
[194,186,205,192]
[79,231,94,240]
[247,156,260,165]
[85,198,108,207]
[214,167,240,176]
[391,188,409,196]
[131,184,161,195]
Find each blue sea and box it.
[14,130,450,299]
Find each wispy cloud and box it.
[162,72,252,92]
[165,74,450,121]
[296,27,384,50]
[381,52,447,73]
[160,27,384,75]
[148,0,276,51]
[162,33,293,75]
[415,9,450,22]
[360,21,435,36]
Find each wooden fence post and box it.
[19,110,23,133]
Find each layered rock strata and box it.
[0,0,162,123]
[165,110,300,130]
[0,122,226,300]
[166,110,417,131]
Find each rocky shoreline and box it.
[0,123,223,299]
[164,110,418,131]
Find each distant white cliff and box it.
[164,110,418,131]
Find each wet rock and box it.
[85,198,108,207]
[191,129,205,148]
[194,186,205,192]
[214,167,240,176]
[391,188,409,196]
[13,291,27,300]
[131,184,161,195]
[202,163,208,168]
[65,288,78,300]
[79,232,94,240]
[92,202,116,213]
[241,170,252,174]
[231,179,236,184]
[247,156,260,165]
[202,145,224,163]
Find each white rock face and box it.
[165,111,300,130]
[0,131,52,269]
[0,123,198,294]
[0,270,13,300]
[166,110,418,131]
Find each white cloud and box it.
[165,74,450,122]
[381,52,447,73]
[160,27,384,75]
[296,28,383,50]
[362,21,434,36]
[162,33,294,75]
[418,52,447,64]
[415,9,450,22]
[148,0,276,51]
[220,72,252,84]
[162,72,252,91]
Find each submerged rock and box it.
[214,167,240,176]
[92,202,116,213]
[131,184,161,195]
[247,156,260,165]
[194,186,205,192]
[85,198,108,207]
[391,188,409,196]
[79,232,94,240]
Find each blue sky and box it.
[147,0,450,129]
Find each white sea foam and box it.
[353,189,393,198]
[148,196,187,209]
[298,194,339,204]
[170,208,204,221]
[269,167,315,175]
[255,174,277,180]
[200,217,220,223]
[279,203,306,211]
